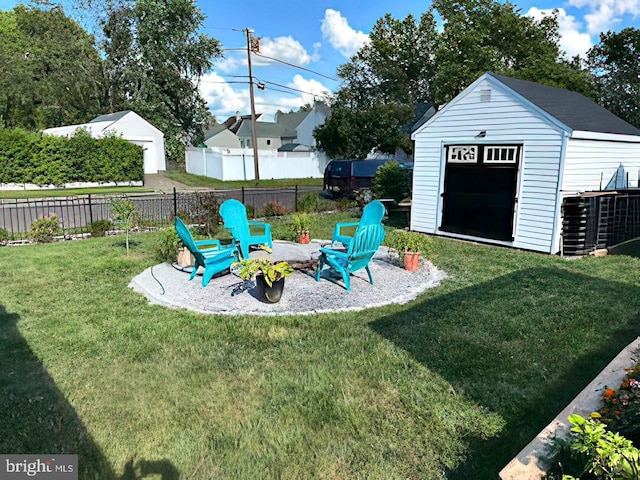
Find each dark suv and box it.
[323,159,411,197]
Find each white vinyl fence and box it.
[185,147,330,181]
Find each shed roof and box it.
[489,73,640,136]
[90,111,131,124]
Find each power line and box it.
[253,52,337,82]
[262,80,327,97]
[203,27,242,32]
[201,77,323,97]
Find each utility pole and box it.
[244,28,260,180]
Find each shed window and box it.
[485,146,518,164]
[447,145,478,163]
[480,89,491,102]
[267,139,271,145]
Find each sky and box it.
[1,0,639,122]
[195,0,639,123]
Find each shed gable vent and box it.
[480,89,491,102]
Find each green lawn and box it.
[166,171,324,189]
[1,215,639,479]
[0,186,153,199]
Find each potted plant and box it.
[235,258,294,303]
[291,212,311,244]
[384,229,430,271]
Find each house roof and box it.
[203,124,229,141]
[488,73,640,136]
[90,111,131,124]
[276,111,309,130]
[223,113,262,134]
[236,120,296,139]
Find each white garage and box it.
[43,110,166,174]
[410,72,640,254]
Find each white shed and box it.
[42,110,166,174]
[411,72,640,254]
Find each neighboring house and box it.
[275,102,330,147]
[203,125,241,149]
[42,110,166,174]
[205,104,330,151]
[235,120,296,150]
[410,72,640,255]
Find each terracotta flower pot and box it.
[177,247,193,267]
[298,232,310,244]
[256,274,286,303]
[403,252,421,271]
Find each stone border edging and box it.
[500,336,640,480]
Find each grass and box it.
[1,215,639,479]
[0,186,153,199]
[166,171,324,189]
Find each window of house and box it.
[484,146,519,164]
[447,145,478,163]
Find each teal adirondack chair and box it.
[175,217,238,287]
[332,200,386,247]
[316,223,386,292]
[220,199,273,259]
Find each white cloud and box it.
[257,36,312,66]
[213,35,316,74]
[215,56,245,74]
[199,72,332,122]
[311,42,322,62]
[199,72,248,121]
[321,9,370,58]
[289,74,331,104]
[567,0,640,34]
[527,7,593,58]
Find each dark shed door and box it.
[440,145,520,241]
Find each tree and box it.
[102,0,222,162]
[588,28,640,128]
[0,5,105,130]
[314,103,412,158]
[315,0,595,158]
[315,12,437,158]
[111,196,138,256]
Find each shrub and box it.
[372,161,411,203]
[599,365,640,444]
[155,227,180,263]
[354,188,374,210]
[30,215,60,243]
[553,414,640,480]
[297,192,320,213]
[187,192,221,236]
[0,227,8,243]
[291,212,311,235]
[335,197,356,212]
[262,200,287,217]
[0,128,143,185]
[384,230,435,259]
[89,219,113,237]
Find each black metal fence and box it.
[562,190,640,255]
[0,186,322,240]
